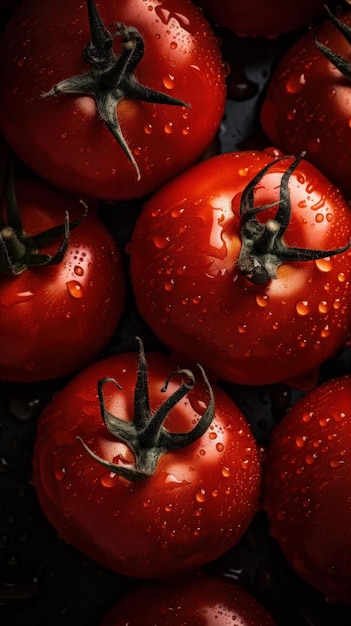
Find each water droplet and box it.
[100,472,117,488]
[330,458,345,468]
[54,466,66,481]
[74,265,84,276]
[337,272,346,282]
[164,122,174,134]
[208,431,217,440]
[256,294,269,308]
[163,74,175,89]
[315,257,333,273]
[17,57,26,67]
[296,300,310,316]
[66,280,84,299]
[296,435,307,447]
[320,325,330,338]
[318,301,329,314]
[144,123,153,134]
[170,41,177,49]
[195,488,206,503]
[240,459,249,470]
[238,167,249,177]
[216,442,224,452]
[152,235,170,249]
[302,411,313,423]
[286,73,306,94]
[315,213,324,223]
[222,466,231,478]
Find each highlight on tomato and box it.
[100,572,277,625]
[0,163,125,382]
[33,338,261,579]
[129,148,351,389]
[0,0,227,201]
[263,374,351,603]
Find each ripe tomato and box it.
[100,573,277,625]
[263,374,351,603]
[0,0,226,201]
[193,0,326,38]
[129,149,351,389]
[0,174,125,382]
[260,7,351,199]
[33,339,261,579]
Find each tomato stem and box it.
[314,6,351,80]
[0,157,87,276]
[42,0,190,180]
[78,337,215,482]
[238,153,351,285]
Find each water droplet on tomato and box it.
[315,257,333,273]
[296,300,310,316]
[315,213,324,223]
[320,325,330,338]
[163,74,175,89]
[164,122,174,134]
[74,265,84,276]
[152,235,169,249]
[337,272,346,282]
[216,442,224,452]
[295,435,307,448]
[66,280,84,298]
[54,466,66,481]
[256,294,269,308]
[195,488,206,503]
[318,301,329,314]
[144,123,153,134]
[286,73,306,93]
[100,472,117,488]
[222,466,231,478]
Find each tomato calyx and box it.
[42,0,190,180]
[78,337,215,482]
[238,152,351,285]
[314,5,351,79]
[0,160,86,276]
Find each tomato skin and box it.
[0,0,226,201]
[100,573,277,625]
[193,0,326,38]
[260,9,351,199]
[263,375,351,603]
[0,177,125,382]
[33,349,261,579]
[129,150,351,388]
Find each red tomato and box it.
[0,175,125,382]
[193,0,326,38]
[260,7,351,199]
[33,339,261,579]
[100,573,277,625]
[129,149,351,389]
[263,374,351,603]
[0,0,226,201]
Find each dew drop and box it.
[222,466,231,478]
[74,265,84,277]
[337,272,346,282]
[315,257,333,273]
[320,325,330,338]
[163,74,175,89]
[100,473,117,488]
[54,466,66,481]
[296,435,307,447]
[164,122,174,134]
[330,458,344,468]
[144,123,153,134]
[286,73,306,94]
[318,301,329,314]
[256,294,269,308]
[208,431,217,440]
[315,213,324,223]
[216,442,224,452]
[195,488,206,503]
[238,167,249,177]
[152,235,170,249]
[296,300,310,316]
[170,41,177,49]
[66,280,84,299]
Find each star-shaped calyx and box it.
[42,0,190,179]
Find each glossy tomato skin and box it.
[0,0,226,201]
[100,573,277,625]
[0,177,125,382]
[129,150,351,388]
[193,0,326,38]
[33,349,261,579]
[260,9,351,199]
[263,375,351,603]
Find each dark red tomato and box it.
[261,7,351,199]
[263,375,351,603]
[129,149,351,389]
[0,176,125,382]
[0,0,226,201]
[33,340,261,579]
[100,573,277,625]
[193,0,326,38]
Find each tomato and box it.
[263,374,351,603]
[260,6,351,199]
[33,339,261,579]
[193,0,326,38]
[129,149,351,389]
[100,573,277,625]
[0,0,226,201]
[0,173,125,382]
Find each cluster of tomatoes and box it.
[1,1,351,625]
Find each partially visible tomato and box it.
[0,174,125,382]
[100,573,277,625]
[260,6,351,199]
[193,0,326,38]
[0,0,226,201]
[129,149,351,389]
[33,339,261,579]
[263,374,351,603]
